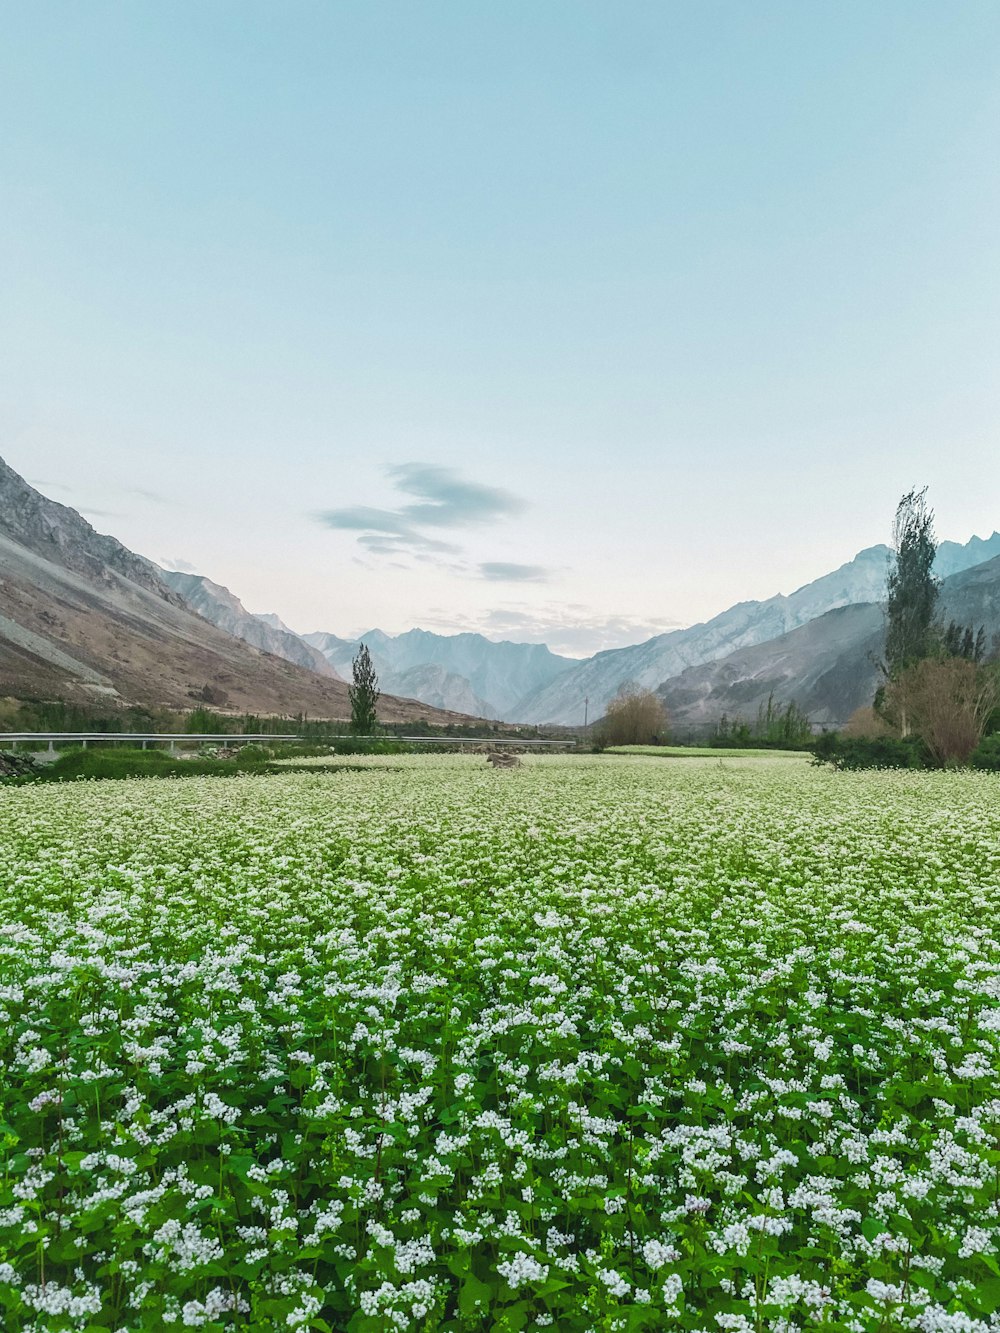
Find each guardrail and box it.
[0,732,574,752]
[0,733,298,752]
[398,737,575,746]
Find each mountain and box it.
[513,538,1000,725]
[934,533,1000,577]
[655,556,1000,731]
[0,457,477,723]
[304,627,575,720]
[257,612,299,636]
[381,663,495,718]
[161,571,342,680]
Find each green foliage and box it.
[711,694,813,749]
[970,733,1000,770]
[349,642,380,735]
[2,697,166,732]
[810,731,930,770]
[754,692,813,746]
[2,756,1000,1326]
[885,486,940,676]
[232,742,272,767]
[941,619,988,662]
[42,746,272,781]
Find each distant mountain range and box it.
[509,536,1000,725]
[302,628,574,721]
[155,531,1000,729]
[5,452,998,732]
[0,457,472,724]
[657,555,1000,730]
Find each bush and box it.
[44,748,248,782]
[233,743,273,768]
[970,734,1000,771]
[594,686,667,748]
[810,733,930,771]
[881,658,999,766]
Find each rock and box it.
[0,750,37,777]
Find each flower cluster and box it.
[1,754,1000,1329]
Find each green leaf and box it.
[458,1273,493,1317]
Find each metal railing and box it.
[0,733,298,752]
[0,732,574,752]
[398,737,575,746]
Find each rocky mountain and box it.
[935,533,1000,577]
[381,662,495,718]
[0,458,476,724]
[162,571,342,680]
[0,455,188,605]
[655,556,1000,732]
[304,627,575,720]
[514,537,1000,725]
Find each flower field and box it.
[2,754,1000,1332]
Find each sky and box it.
[2,2,999,657]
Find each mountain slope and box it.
[0,458,476,723]
[162,571,342,680]
[514,537,1000,725]
[654,555,1000,731]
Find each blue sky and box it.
[2,2,999,654]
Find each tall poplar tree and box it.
[885,487,940,676]
[349,643,380,735]
[883,488,939,736]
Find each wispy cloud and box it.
[315,464,529,566]
[387,463,525,527]
[159,557,198,573]
[478,562,550,583]
[422,602,686,657]
[27,478,74,493]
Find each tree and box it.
[349,643,380,735]
[941,620,987,663]
[595,683,667,747]
[754,692,814,746]
[841,705,891,740]
[883,657,999,766]
[881,488,940,737]
[885,488,940,678]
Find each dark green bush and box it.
[810,733,930,770]
[970,734,1000,771]
[233,743,272,768]
[45,748,247,781]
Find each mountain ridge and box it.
[654,555,1000,731]
[512,536,1000,725]
[161,572,342,680]
[0,458,478,724]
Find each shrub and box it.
[841,706,892,739]
[970,734,1000,771]
[810,733,930,771]
[882,658,1000,766]
[594,685,667,747]
[44,748,247,782]
[233,743,272,768]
